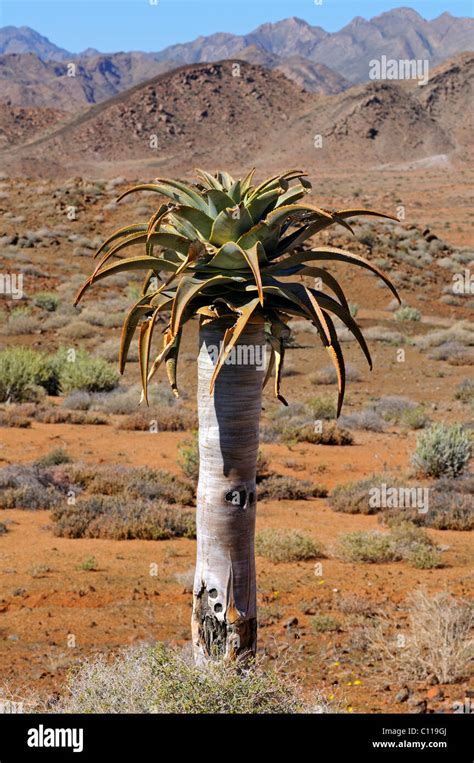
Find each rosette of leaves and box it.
[75,169,400,415]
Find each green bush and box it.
[34,448,71,468]
[308,396,337,420]
[338,523,441,567]
[0,347,55,402]
[57,644,323,713]
[337,530,399,563]
[400,406,429,430]
[405,544,442,569]
[255,529,324,563]
[412,424,471,478]
[395,306,421,322]
[33,292,60,312]
[53,348,119,394]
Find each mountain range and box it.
[2,52,472,178]
[0,8,472,177]
[0,8,472,106]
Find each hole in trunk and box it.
[208,588,218,599]
[214,603,223,613]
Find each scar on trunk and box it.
[224,485,255,510]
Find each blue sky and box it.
[1,0,472,53]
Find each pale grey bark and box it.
[192,318,265,664]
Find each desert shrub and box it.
[90,384,175,414]
[96,338,138,364]
[78,555,98,571]
[51,496,196,540]
[255,529,324,563]
[299,422,353,446]
[311,615,340,633]
[337,531,399,563]
[371,395,417,423]
[339,409,386,432]
[80,307,123,329]
[337,524,440,567]
[364,326,404,344]
[119,407,197,432]
[329,475,396,515]
[56,643,328,714]
[258,475,327,500]
[307,396,337,420]
[0,484,62,510]
[413,322,474,351]
[59,320,96,339]
[428,341,473,365]
[310,363,361,385]
[53,349,119,394]
[405,544,443,569]
[264,415,353,445]
[400,406,429,430]
[35,448,71,468]
[33,292,60,312]
[178,436,200,480]
[61,391,92,411]
[66,464,194,506]
[0,347,55,402]
[395,305,421,322]
[4,307,41,335]
[0,462,71,510]
[0,406,32,428]
[33,406,107,425]
[380,476,474,531]
[455,378,474,405]
[0,521,7,534]
[368,589,473,684]
[412,424,471,478]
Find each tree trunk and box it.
[192,318,265,664]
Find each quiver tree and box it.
[75,168,400,663]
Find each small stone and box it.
[395,687,410,703]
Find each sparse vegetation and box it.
[258,475,327,500]
[310,363,361,385]
[311,614,340,632]
[57,644,328,713]
[255,529,324,563]
[394,305,421,322]
[369,589,473,684]
[329,476,395,515]
[34,447,71,468]
[52,497,196,540]
[412,423,472,478]
[337,523,439,567]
